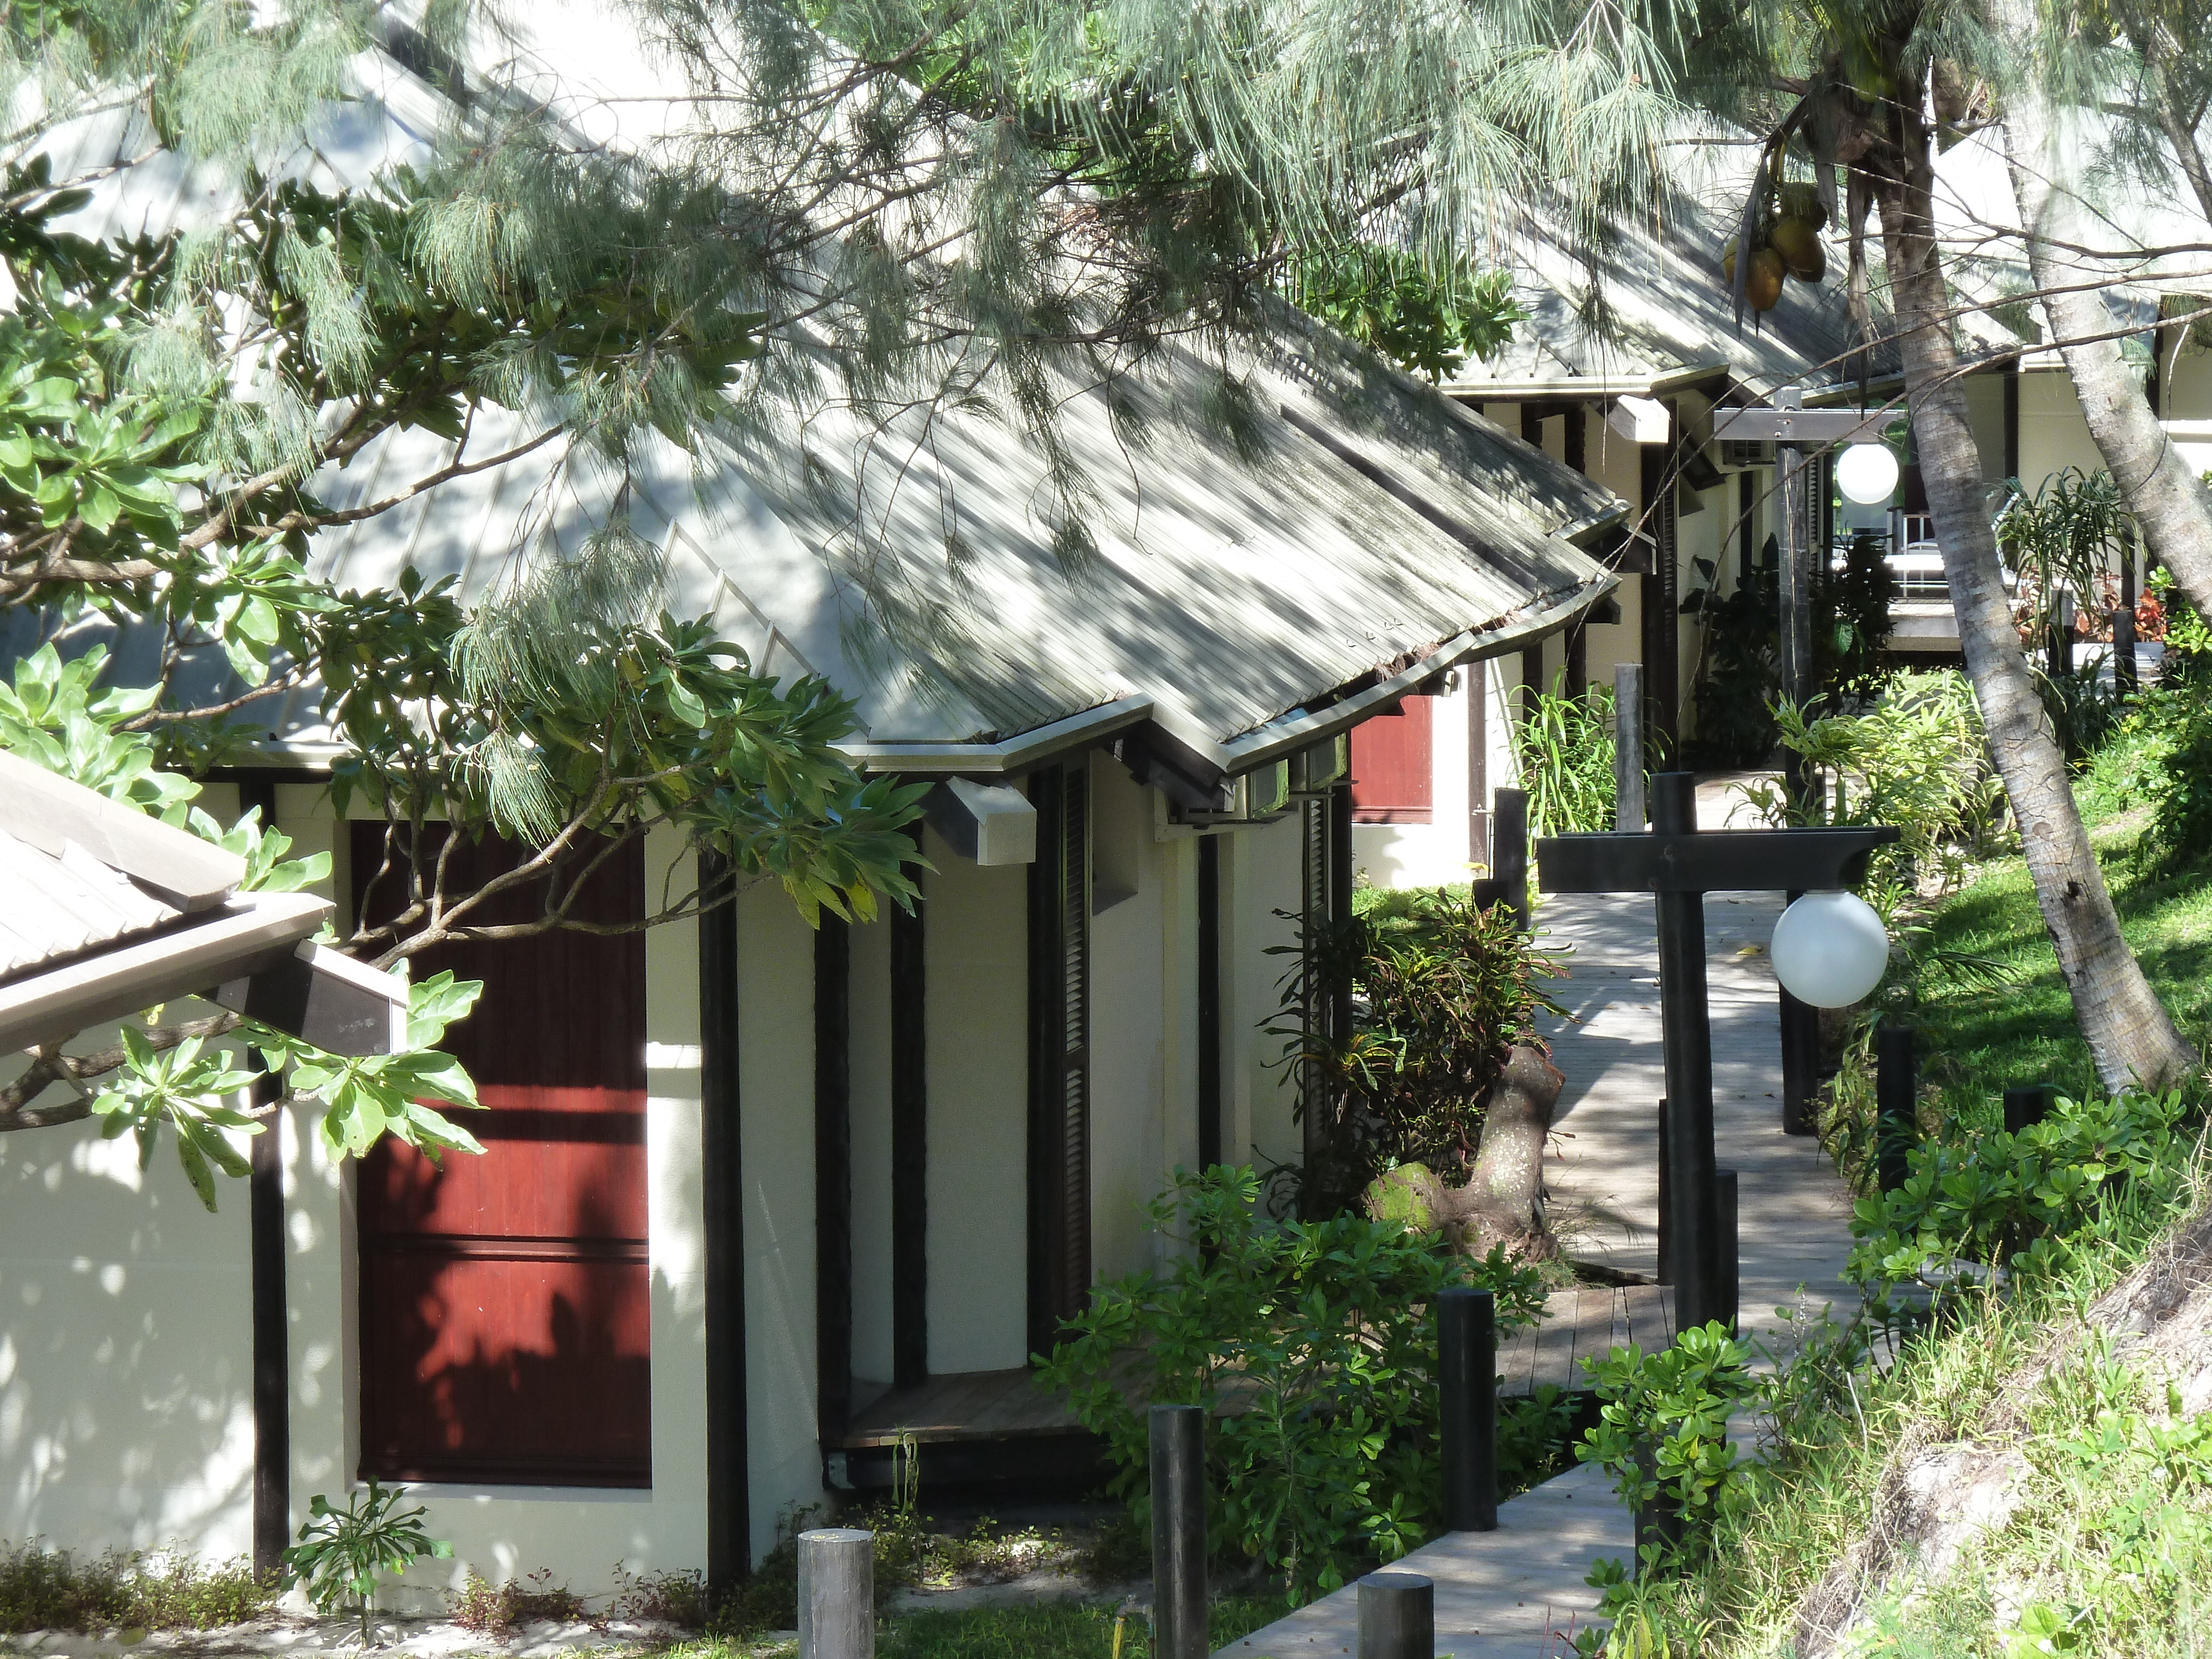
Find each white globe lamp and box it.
[1770,890,1891,1008]
[1835,441,1901,506]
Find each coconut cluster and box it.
[1720,181,1829,311]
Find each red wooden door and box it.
[1349,697,1434,823]
[353,828,651,1488]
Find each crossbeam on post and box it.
[1536,826,1898,895]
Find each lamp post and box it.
[1710,398,1895,1136]
[1537,777,1896,1332]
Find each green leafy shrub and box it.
[1039,1167,1553,1601]
[1574,1323,1762,1575]
[1845,1088,2189,1316]
[280,1483,451,1642]
[0,1543,274,1632]
[1507,682,1630,835]
[1684,530,1897,766]
[2140,691,2212,875]
[1270,888,1565,1201]
[1288,250,1524,382]
[1739,669,2001,898]
[451,1567,586,1634]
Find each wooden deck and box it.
[832,1285,1672,1452]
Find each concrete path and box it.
[1217,784,1860,1657]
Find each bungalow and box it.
[0,4,1625,1604]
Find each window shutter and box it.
[1348,697,1434,822]
[352,827,650,1488]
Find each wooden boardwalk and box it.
[1218,787,1862,1657]
[838,1286,1674,1459]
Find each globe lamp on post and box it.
[1770,890,1891,1008]
[1835,441,1901,507]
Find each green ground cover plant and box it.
[1040,1166,1562,1602]
[1563,760,2212,1655]
[0,1542,273,1632]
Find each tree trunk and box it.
[2000,19,2212,625]
[1871,117,2193,1093]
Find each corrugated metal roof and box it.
[9,4,1624,763]
[0,832,181,982]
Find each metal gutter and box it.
[0,890,333,1053]
[836,695,1156,776]
[1441,363,1732,401]
[1215,575,1616,773]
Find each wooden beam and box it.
[1196,836,1222,1171]
[814,916,853,1443]
[698,857,750,1594]
[890,848,928,1389]
[239,780,289,1583]
[1710,408,1893,445]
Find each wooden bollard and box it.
[1715,1168,1739,1337]
[797,1528,873,1659]
[1358,1571,1434,1659]
[1876,1025,1916,1193]
[1150,1404,1208,1659]
[2004,1084,2056,1136]
[1437,1287,1497,1532]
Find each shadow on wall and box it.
[0,1115,255,1554]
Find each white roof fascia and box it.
[0,890,333,1054]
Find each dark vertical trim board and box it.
[1639,415,1681,747]
[1026,765,1092,1358]
[242,776,288,1579]
[1738,469,1757,587]
[813,917,853,1444]
[2002,359,2021,482]
[698,855,750,1593]
[1195,835,1223,1171]
[889,847,928,1388]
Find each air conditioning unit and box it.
[1720,439,1771,468]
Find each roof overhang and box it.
[838,565,1618,781]
[1,890,333,1054]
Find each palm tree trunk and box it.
[2002,29,2212,624]
[1872,121,2193,1093]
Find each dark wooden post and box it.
[1715,1168,1739,1337]
[1876,1025,1916,1194]
[1197,834,1223,1170]
[1780,950,1819,1138]
[699,853,751,1603]
[1358,1573,1434,1659]
[1150,1405,1208,1659]
[1492,789,1528,934]
[2116,525,2140,696]
[1437,1288,1497,1532]
[1652,775,1721,1333]
[2004,1084,2056,1136]
[1655,1095,1671,1287]
[890,855,928,1388]
[237,778,291,1580]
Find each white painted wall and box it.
[920,825,1029,1373]
[1088,754,1182,1285]
[731,877,819,1564]
[0,800,716,1595]
[1227,813,1306,1182]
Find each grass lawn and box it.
[1912,802,2212,1127]
[662,1598,1287,1658]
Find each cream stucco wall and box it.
[919,825,1030,1373]
[0,799,714,1595]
